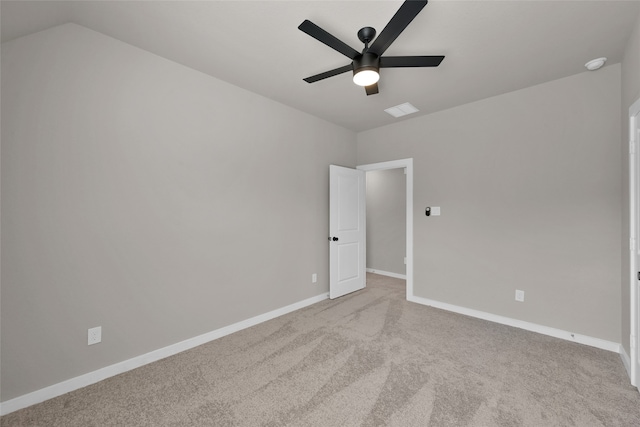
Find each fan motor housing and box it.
[353,52,380,74]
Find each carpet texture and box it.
[3,273,640,426]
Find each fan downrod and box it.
[357,27,376,47]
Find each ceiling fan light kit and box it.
[353,52,380,86]
[353,69,380,86]
[298,0,444,96]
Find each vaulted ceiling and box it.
[2,1,639,132]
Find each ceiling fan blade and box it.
[369,0,428,57]
[380,55,444,68]
[365,83,379,96]
[303,64,353,83]
[298,20,360,60]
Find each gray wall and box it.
[365,169,406,275]
[358,65,622,343]
[621,11,640,356]
[1,23,356,400]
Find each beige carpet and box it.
[3,273,640,426]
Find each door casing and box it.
[357,158,414,300]
[629,97,640,387]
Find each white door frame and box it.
[357,158,414,300]
[630,97,640,387]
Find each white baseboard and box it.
[366,268,407,280]
[620,344,632,378]
[408,295,621,353]
[0,292,329,416]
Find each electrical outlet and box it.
[88,326,102,345]
[515,290,525,302]
[312,273,317,283]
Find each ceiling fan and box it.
[298,0,444,96]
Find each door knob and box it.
[333,237,339,241]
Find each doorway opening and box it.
[357,159,414,300]
[365,168,406,279]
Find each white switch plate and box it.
[312,273,317,283]
[431,206,441,216]
[88,326,102,345]
[515,290,525,302]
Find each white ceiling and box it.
[2,0,639,132]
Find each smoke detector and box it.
[585,57,606,71]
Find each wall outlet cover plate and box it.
[88,326,102,345]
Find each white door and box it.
[329,165,366,299]
[631,99,640,387]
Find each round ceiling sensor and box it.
[585,57,607,71]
